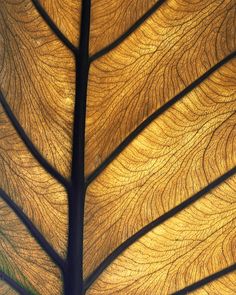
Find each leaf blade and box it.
[89,0,158,55]
[0,105,68,258]
[0,0,75,179]
[39,0,81,48]
[86,175,236,294]
[84,60,236,277]
[0,276,21,295]
[0,197,62,295]
[190,270,236,295]
[86,0,236,176]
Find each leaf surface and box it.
[84,60,236,277]
[0,0,235,294]
[89,0,158,55]
[0,0,75,179]
[0,280,18,295]
[0,197,62,294]
[192,271,236,295]
[85,0,236,176]
[40,0,81,46]
[87,175,236,294]
[0,105,68,257]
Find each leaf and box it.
[0,0,75,179]
[89,0,158,55]
[86,175,236,294]
[0,0,235,294]
[0,280,18,295]
[39,0,81,46]
[84,60,236,278]
[0,195,62,294]
[85,0,236,176]
[0,106,68,258]
[191,271,236,295]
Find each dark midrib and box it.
[89,0,166,62]
[65,0,91,294]
[86,51,236,186]
[84,167,236,290]
[0,271,30,295]
[31,0,77,54]
[0,91,70,190]
[172,264,236,294]
[0,189,65,270]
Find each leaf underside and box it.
[0,0,236,294]
[0,279,18,295]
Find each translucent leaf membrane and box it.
[40,0,81,46]
[0,197,62,295]
[0,0,75,179]
[84,60,236,277]
[192,271,236,295]
[0,280,18,295]
[87,175,236,294]
[85,0,236,176]
[89,0,157,55]
[0,106,68,257]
